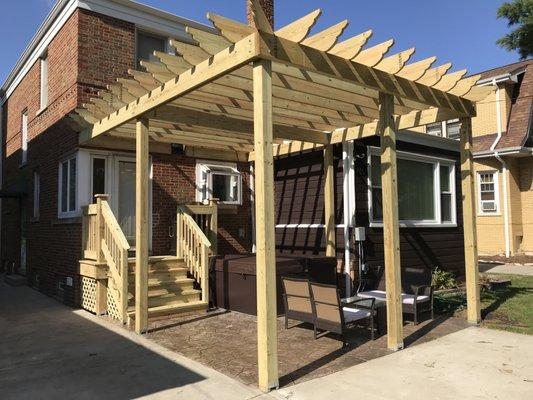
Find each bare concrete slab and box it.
[272,327,533,400]
[480,262,533,276]
[0,278,267,400]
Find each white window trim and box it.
[367,147,457,228]
[477,170,501,216]
[21,110,28,165]
[39,53,48,112]
[33,171,40,219]
[196,160,242,205]
[58,153,78,219]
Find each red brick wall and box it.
[151,153,253,256]
[2,9,136,305]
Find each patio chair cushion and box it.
[342,307,371,323]
[358,290,430,304]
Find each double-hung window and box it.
[58,155,77,217]
[477,171,499,214]
[40,53,48,110]
[136,31,171,68]
[196,161,242,205]
[426,122,443,137]
[368,148,456,226]
[21,110,28,165]
[33,171,40,219]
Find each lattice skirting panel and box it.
[106,283,122,322]
[80,276,98,314]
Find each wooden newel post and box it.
[95,194,109,263]
[324,145,336,257]
[253,58,279,392]
[378,92,404,351]
[460,117,481,324]
[135,117,150,334]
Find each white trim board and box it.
[1,0,214,105]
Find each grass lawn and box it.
[435,274,533,335]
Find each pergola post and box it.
[324,145,336,257]
[135,117,149,334]
[378,92,404,351]
[253,58,279,392]
[459,117,481,324]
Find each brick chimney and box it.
[247,0,274,28]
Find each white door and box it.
[116,160,136,245]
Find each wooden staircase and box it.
[127,256,207,321]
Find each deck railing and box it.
[177,206,212,303]
[82,194,130,323]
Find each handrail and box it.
[99,196,130,323]
[177,207,211,304]
[81,194,130,323]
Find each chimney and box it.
[247,0,274,28]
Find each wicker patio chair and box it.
[309,282,376,347]
[281,277,314,329]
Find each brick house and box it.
[416,60,533,257]
[0,0,258,306]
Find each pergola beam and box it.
[256,32,475,116]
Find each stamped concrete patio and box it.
[145,309,469,387]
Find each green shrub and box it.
[432,267,458,290]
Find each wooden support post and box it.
[253,58,279,392]
[379,92,404,351]
[95,194,108,263]
[135,117,149,334]
[460,117,481,324]
[95,279,107,316]
[324,145,336,257]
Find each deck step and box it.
[128,289,201,308]
[128,300,208,321]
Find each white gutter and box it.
[489,78,511,258]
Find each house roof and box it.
[473,60,533,153]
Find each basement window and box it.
[196,161,242,205]
[368,147,456,227]
[477,171,499,215]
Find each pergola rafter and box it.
[71,1,485,392]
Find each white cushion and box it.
[343,307,371,323]
[359,290,430,304]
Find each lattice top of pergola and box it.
[73,1,492,158]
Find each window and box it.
[40,53,48,110]
[368,148,456,226]
[196,161,242,205]
[33,171,40,219]
[427,122,443,137]
[21,110,28,164]
[58,155,77,217]
[136,31,168,68]
[477,171,499,214]
[446,119,461,140]
[91,156,107,202]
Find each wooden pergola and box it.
[74,1,488,392]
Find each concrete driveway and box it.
[0,278,266,400]
[273,327,533,400]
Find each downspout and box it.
[489,78,511,258]
[250,163,256,253]
[342,141,356,296]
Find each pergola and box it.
[74,1,489,391]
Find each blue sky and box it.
[0,0,523,86]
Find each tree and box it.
[496,0,533,59]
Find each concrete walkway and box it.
[480,262,533,276]
[273,327,533,400]
[0,278,268,400]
